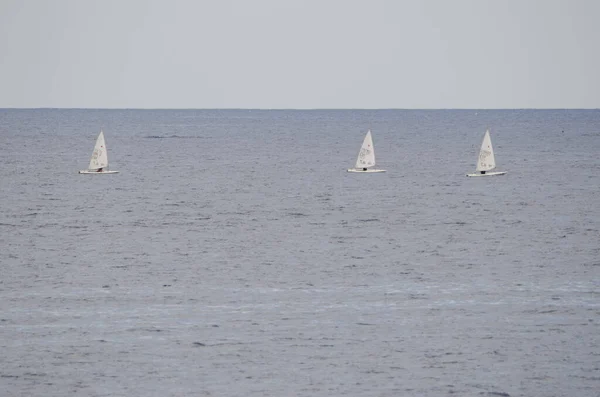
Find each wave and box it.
[145,135,205,139]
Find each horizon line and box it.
[1,107,599,111]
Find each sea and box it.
[0,109,599,397]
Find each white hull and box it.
[347,168,386,173]
[466,171,506,177]
[79,170,119,174]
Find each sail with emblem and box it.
[355,130,375,168]
[79,130,119,174]
[347,130,386,173]
[466,129,505,177]
[89,131,109,170]
[476,129,496,172]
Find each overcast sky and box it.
[0,0,598,108]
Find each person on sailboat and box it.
[97,168,103,172]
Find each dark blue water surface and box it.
[1,109,599,396]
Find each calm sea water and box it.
[1,109,599,397]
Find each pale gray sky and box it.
[1,0,598,108]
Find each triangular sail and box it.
[475,129,496,171]
[88,131,109,170]
[355,130,376,169]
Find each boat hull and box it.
[79,170,119,174]
[466,171,506,177]
[347,168,386,173]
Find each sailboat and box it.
[79,131,119,174]
[466,129,506,177]
[347,130,386,173]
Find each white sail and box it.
[88,131,109,170]
[475,129,496,172]
[355,130,376,169]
